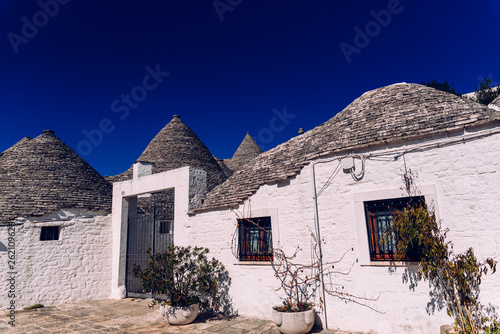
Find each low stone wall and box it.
[0,210,112,309]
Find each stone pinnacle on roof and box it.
[109,115,228,191]
[0,130,112,222]
[224,132,263,171]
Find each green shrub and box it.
[132,246,227,311]
[389,172,498,333]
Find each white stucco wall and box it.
[111,166,206,299]
[187,128,500,333]
[0,210,112,309]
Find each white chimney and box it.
[133,161,153,179]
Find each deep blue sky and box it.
[1,1,499,176]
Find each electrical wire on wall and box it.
[363,127,500,163]
[316,160,342,198]
[310,154,365,329]
[315,155,366,199]
[350,155,366,182]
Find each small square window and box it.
[159,221,171,234]
[364,196,424,261]
[40,226,60,241]
[238,216,273,261]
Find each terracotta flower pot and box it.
[272,308,315,334]
[160,303,200,325]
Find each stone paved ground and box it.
[0,299,367,334]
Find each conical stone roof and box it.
[110,115,227,191]
[224,132,262,171]
[199,83,500,211]
[0,130,112,222]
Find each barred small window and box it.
[40,226,60,241]
[159,221,171,234]
[238,216,273,261]
[364,196,424,261]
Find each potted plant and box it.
[271,247,316,334]
[132,246,226,325]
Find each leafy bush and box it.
[475,78,500,105]
[132,246,227,310]
[422,80,461,96]
[389,172,498,333]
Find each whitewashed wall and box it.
[188,129,500,334]
[0,210,112,309]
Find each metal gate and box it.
[125,201,174,298]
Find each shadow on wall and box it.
[393,256,447,315]
[215,267,234,316]
[0,242,7,252]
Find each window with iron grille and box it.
[238,216,273,261]
[364,196,424,261]
[40,226,60,241]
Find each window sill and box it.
[361,261,421,267]
[233,261,273,266]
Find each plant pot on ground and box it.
[270,244,375,334]
[273,301,315,334]
[271,248,317,334]
[132,246,227,325]
[160,303,200,325]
